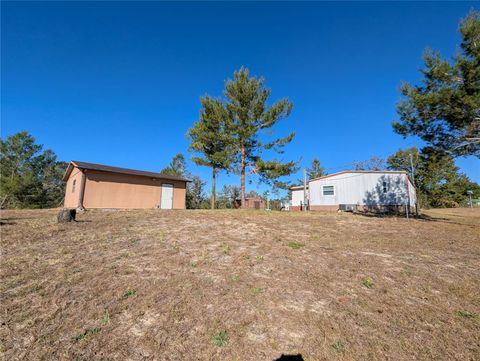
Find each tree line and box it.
[160,152,286,210]
[0,132,67,208]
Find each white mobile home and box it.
[290,171,416,213]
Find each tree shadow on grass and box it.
[353,208,457,224]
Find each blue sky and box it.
[2,1,479,196]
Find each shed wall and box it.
[234,198,264,209]
[291,189,306,207]
[64,167,83,208]
[81,170,186,209]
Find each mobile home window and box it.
[72,179,76,193]
[323,185,334,196]
[382,181,387,193]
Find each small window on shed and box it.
[382,181,387,193]
[72,179,76,193]
[323,185,334,196]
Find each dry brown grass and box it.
[1,208,479,360]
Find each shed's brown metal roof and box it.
[63,160,191,182]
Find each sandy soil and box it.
[1,208,479,360]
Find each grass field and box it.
[1,208,479,360]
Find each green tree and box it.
[386,147,420,179]
[393,10,480,157]
[36,150,68,207]
[298,158,326,183]
[186,176,206,209]
[216,185,239,209]
[161,153,188,177]
[188,96,234,209]
[417,148,479,208]
[0,131,66,208]
[307,158,326,179]
[224,67,297,207]
[292,158,327,186]
[161,153,210,209]
[387,147,480,208]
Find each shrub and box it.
[211,330,228,347]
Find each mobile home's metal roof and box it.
[308,170,409,183]
[290,170,414,190]
[63,160,191,182]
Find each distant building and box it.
[234,196,265,209]
[63,161,190,210]
[290,170,416,213]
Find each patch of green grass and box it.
[288,241,305,250]
[255,255,264,262]
[230,274,239,282]
[332,340,345,353]
[190,261,198,268]
[362,278,374,289]
[123,289,136,299]
[72,327,101,342]
[101,310,110,325]
[211,330,228,347]
[172,241,180,251]
[253,287,265,294]
[456,310,478,319]
[222,243,230,254]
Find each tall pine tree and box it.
[188,96,233,209]
[224,67,297,207]
[393,10,480,157]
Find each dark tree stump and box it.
[57,208,76,223]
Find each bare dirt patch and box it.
[1,208,479,360]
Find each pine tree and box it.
[186,176,206,209]
[387,147,479,208]
[224,67,297,207]
[306,158,326,179]
[216,185,240,209]
[188,96,233,209]
[160,153,188,177]
[393,10,480,157]
[296,158,326,184]
[386,147,420,178]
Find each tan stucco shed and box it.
[63,161,190,210]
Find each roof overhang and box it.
[290,185,309,190]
